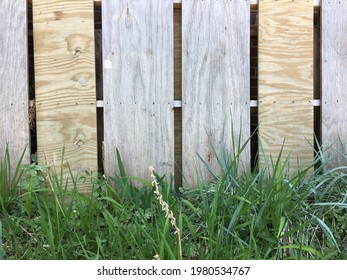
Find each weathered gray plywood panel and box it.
[322,0,347,168]
[182,0,250,185]
[0,0,30,170]
[258,0,314,171]
[103,0,174,182]
[33,0,98,193]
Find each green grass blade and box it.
[277,244,323,258]
[277,216,286,238]
[315,216,340,251]
[227,200,244,233]
[312,202,347,208]
[0,220,4,260]
[116,148,128,186]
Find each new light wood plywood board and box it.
[33,0,97,192]
[182,0,250,186]
[258,0,314,170]
[322,0,347,168]
[102,0,174,183]
[0,0,30,171]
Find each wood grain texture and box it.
[258,0,314,170]
[102,0,174,183]
[32,0,97,192]
[0,0,30,170]
[182,0,250,185]
[321,0,347,168]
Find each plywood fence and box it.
[1,0,346,191]
[258,0,314,168]
[0,0,30,170]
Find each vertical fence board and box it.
[0,0,30,170]
[258,0,314,170]
[322,0,347,168]
[103,0,174,182]
[182,0,250,185]
[33,0,97,192]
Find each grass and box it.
[0,141,346,260]
[0,146,26,213]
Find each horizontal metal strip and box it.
[28,1,321,8]
[93,0,321,8]
[91,100,321,108]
